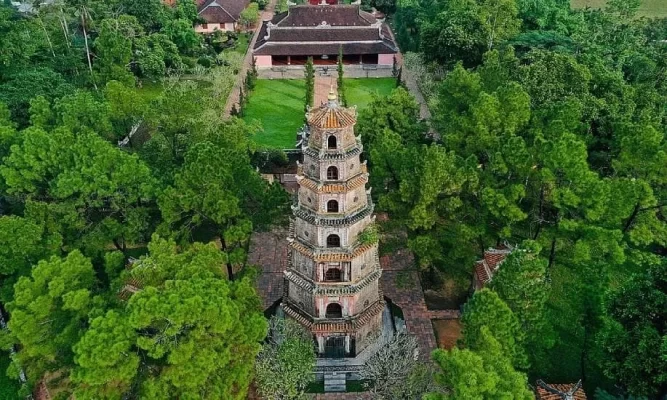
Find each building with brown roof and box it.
[535,380,587,400]
[195,0,251,33]
[472,245,513,290]
[253,4,398,69]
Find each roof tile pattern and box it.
[473,247,513,288]
[536,380,587,400]
[198,0,249,24]
[307,103,356,128]
[273,5,376,27]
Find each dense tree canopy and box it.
[369,0,666,396]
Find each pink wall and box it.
[194,22,236,33]
[378,53,395,65]
[255,55,272,68]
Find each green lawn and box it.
[233,33,251,55]
[243,79,307,149]
[571,0,667,17]
[244,78,395,149]
[0,352,20,400]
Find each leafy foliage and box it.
[255,317,316,400]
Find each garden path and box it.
[313,75,339,106]
[224,0,277,117]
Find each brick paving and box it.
[379,251,438,361]
[314,75,339,106]
[247,229,289,309]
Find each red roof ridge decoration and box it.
[535,380,587,400]
[473,243,514,289]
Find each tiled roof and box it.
[288,240,375,262]
[282,298,384,333]
[198,0,250,23]
[307,102,357,128]
[296,173,367,194]
[266,27,382,42]
[535,380,587,400]
[473,246,513,288]
[274,5,376,27]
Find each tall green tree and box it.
[304,57,314,110]
[0,251,102,390]
[427,327,533,400]
[488,242,552,361]
[336,46,347,106]
[72,236,267,399]
[0,128,158,257]
[597,256,666,398]
[461,288,528,369]
[0,216,62,302]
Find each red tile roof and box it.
[535,380,587,400]
[473,246,513,288]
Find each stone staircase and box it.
[324,371,346,392]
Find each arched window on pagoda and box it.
[328,135,337,149]
[325,268,342,282]
[326,234,340,248]
[325,303,343,318]
[327,166,338,180]
[327,200,339,213]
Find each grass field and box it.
[0,352,20,400]
[244,78,395,149]
[571,0,667,17]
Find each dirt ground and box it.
[432,319,463,350]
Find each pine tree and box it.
[238,87,245,117]
[337,46,347,106]
[304,56,314,111]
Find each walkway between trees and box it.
[223,0,277,117]
[314,75,339,106]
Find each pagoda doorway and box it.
[324,336,346,358]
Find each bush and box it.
[358,224,379,245]
[197,56,212,68]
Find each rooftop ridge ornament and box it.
[328,84,338,105]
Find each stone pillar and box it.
[287,55,291,65]
[317,335,325,353]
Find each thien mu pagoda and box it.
[281,89,385,377]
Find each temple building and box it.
[253,5,398,69]
[281,89,385,363]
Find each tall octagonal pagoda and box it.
[282,89,384,359]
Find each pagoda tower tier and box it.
[283,90,384,359]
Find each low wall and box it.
[258,65,394,79]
